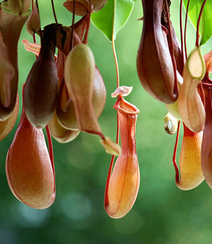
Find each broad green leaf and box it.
[183,0,212,45]
[91,0,134,41]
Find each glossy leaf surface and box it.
[91,0,134,41]
[183,0,212,45]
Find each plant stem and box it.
[196,0,207,46]
[179,0,185,65]
[35,0,41,36]
[83,11,91,44]
[51,0,58,24]
[184,0,190,59]
[70,0,76,49]
[112,40,119,88]
[172,121,181,183]
[46,125,55,176]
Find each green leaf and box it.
[91,0,134,41]
[201,0,212,45]
[183,0,212,45]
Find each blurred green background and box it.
[1,1,212,244]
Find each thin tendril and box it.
[104,155,115,206]
[112,40,120,88]
[33,33,36,44]
[51,0,58,24]
[104,112,120,207]
[105,13,121,206]
[184,0,190,60]
[35,0,42,36]
[203,74,212,84]
[70,0,76,50]
[45,125,56,194]
[46,126,55,176]
[35,0,39,15]
[172,121,181,183]
[58,78,69,112]
[179,0,185,65]
[31,1,38,58]
[111,23,120,158]
[196,0,207,47]
[32,33,39,59]
[31,0,34,11]
[32,0,36,45]
[83,10,91,44]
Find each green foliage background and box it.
[0,1,212,244]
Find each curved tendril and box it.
[57,78,71,115]
[51,0,58,24]
[32,20,38,58]
[70,0,76,50]
[104,154,115,206]
[45,125,55,176]
[35,0,41,35]
[172,121,181,183]
[105,15,122,206]
[83,8,91,44]
[184,0,190,60]
[180,0,185,65]
[196,0,207,47]
[46,124,56,203]
[112,39,119,88]
[105,106,121,202]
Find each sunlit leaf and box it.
[91,0,134,41]
[183,0,212,45]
